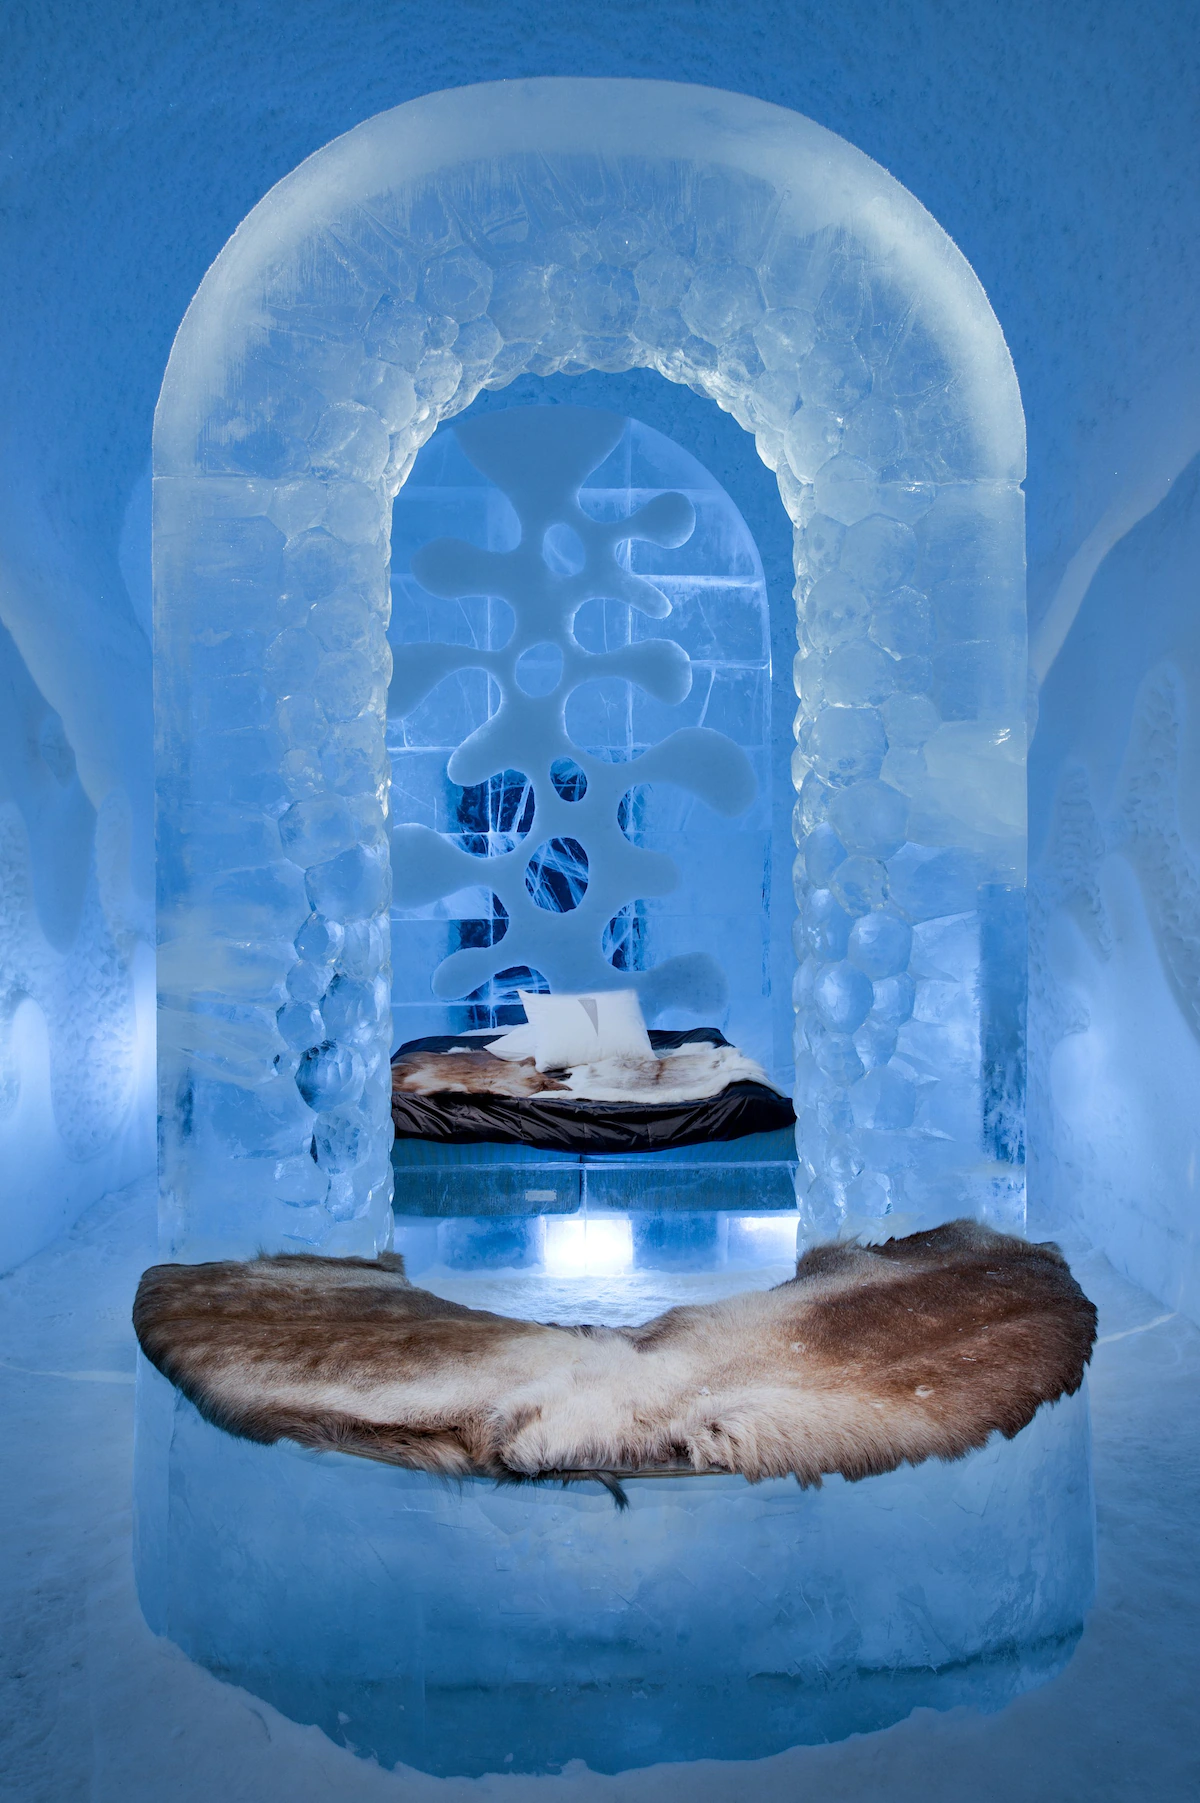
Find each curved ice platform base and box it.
[134,1361,1094,1776]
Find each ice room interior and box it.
[1,4,1198,1800]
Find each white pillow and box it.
[486,1023,538,1062]
[517,989,652,1072]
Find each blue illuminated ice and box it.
[388,404,755,1014]
[386,404,780,1071]
[0,621,151,1272]
[137,77,1058,1775]
[135,1354,1094,1776]
[153,78,1027,1261]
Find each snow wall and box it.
[2,2,1199,1319]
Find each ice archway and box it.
[154,78,1026,1259]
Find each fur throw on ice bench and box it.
[133,1221,1096,1495]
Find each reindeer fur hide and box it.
[133,1220,1096,1493]
[390,1042,778,1105]
[391,1047,568,1098]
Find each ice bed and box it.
[390,1023,797,1215]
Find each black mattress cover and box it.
[390,1028,795,1155]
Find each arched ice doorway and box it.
[154,78,1027,1261]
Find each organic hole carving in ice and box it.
[390,405,754,1008]
[549,758,587,802]
[525,837,589,912]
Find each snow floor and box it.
[1,1177,1198,1802]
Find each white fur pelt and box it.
[134,1222,1096,1497]
[558,1042,778,1102]
[391,1042,779,1104]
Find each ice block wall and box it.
[153,79,1025,1258]
[792,461,1025,1240]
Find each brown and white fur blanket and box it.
[392,1048,569,1099]
[133,1221,1095,1500]
[391,1042,779,1105]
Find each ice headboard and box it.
[387,403,764,1042]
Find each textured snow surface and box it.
[2,1178,1198,1800]
[0,621,152,1272]
[1028,456,1200,1318]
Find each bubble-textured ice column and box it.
[154,78,1026,1257]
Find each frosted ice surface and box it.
[412,1263,799,1325]
[0,621,149,1271]
[154,79,1026,1260]
[135,1357,1093,1777]
[1031,657,1200,1317]
[143,79,1043,1771]
[396,1206,802,1323]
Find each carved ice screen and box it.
[386,406,775,1070]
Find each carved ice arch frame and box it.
[154,78,1027,1260]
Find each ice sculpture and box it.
[140,78,1081,1776]
[389,404,756,1027]
[154,77,1026,1260]
[385,406,791,1220]
[388,402,784,1082]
